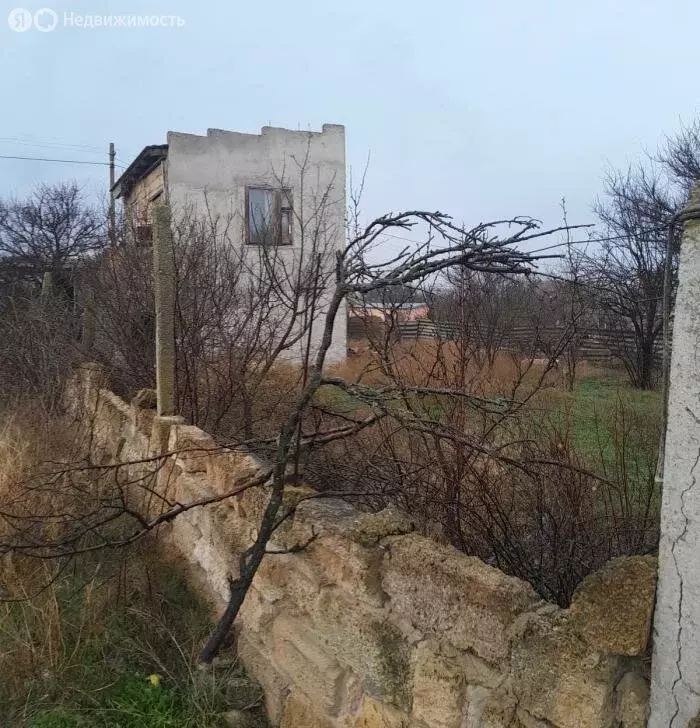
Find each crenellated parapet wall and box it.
[66,364,656,728]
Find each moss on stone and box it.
[349,508,415,548]
[367,620,412,710]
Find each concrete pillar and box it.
[152,204,176,417]
[40,270,52,302]
[649,186,700,728]
[82,287,95,351]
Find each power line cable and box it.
[0,153,125,168]
[0,136,104,153]
[0,136,137,164]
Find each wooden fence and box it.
[347,317,659,366]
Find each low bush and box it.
[307,346,661,606]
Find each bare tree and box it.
[555,198,592,391]
[0,182,105,297]
[432,269,536,366]
[0,288,79,412]
[658,118,700,194]
[591,165,680,389]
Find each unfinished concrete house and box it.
[112,123,347,363]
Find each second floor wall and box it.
[165,124,346,258]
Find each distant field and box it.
[324,343,663,476]
[532,368,662,473]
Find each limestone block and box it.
[293,503,414,554]
[131,405,156,438]
[340,672,364,718]
[239,586,279,636]
[169,470,214,506]
[253,551,322,606]
[151,456,179,502]
[461,652,505,689]
[237,482,274,527]
[239,483,314,547]
[169,511,203,548]
[480,686,519,728]
[411,641,465,728]
[191,535,233,602]
[354,696,410,728]
[510,612,621,728]
[168,424,217,472]
[310,534,385,605]
[207,449,262,499]
[515,707,555,728]
[281,693,336,728]
[347,507,416,548]
[96,393,129,452]
[272,615,347,715]
[569,556,657,657]
[149,414,184,456]
[615,671,649,728]
[274,485,317,547]
[294,498,364,537]
[464,685,492,728]
[132,388,158,409]
[382,534,538,663]
[213,507,257,553]
[238,635,290,725]
[120,429,150,464]
[308,588,412,709]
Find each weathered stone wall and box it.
[67,364,656,728]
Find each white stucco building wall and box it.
[164,124,347,365]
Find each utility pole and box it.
[108,142,116,247]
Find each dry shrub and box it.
[309,341,659,607]
[0,409,93,711]
[0,407,266,726]
[332,339,560,397]
[193,358,305,446]
[0,293,81,414]
[88,215,328,448]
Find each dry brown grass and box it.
[331,338,563,395]
[0,405,267,727]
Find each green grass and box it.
[318,366,664,475]
[0,545,268,728]
[29,675,188,728]
[534,369,662,472]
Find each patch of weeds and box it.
[0,544,267,728]
[29,674,183,728]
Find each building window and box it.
[247,187,293,245]
[126,200,152,246]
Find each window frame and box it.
[245,186,294,246]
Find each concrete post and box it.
[40,270,52,302]
[152,204,176,417]
[82,287,95,351]
[649,186,700,728]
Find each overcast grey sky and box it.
[1,0,699,236]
